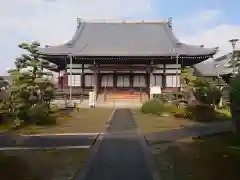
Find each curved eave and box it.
[38,46,70,56]
[38,21,83,56]
[38,48,218,57]
[176,44,218,57]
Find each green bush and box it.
[185,105,215,121]
[185,105,231,121]
[229,73,240,131]
[27,103,56,125]
[36,114,56,125]
[155,93,182,103]
[174,107,187,118]
[164,103,179,114]
[154,94,168,103]
[141,99,165,115]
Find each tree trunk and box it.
[218,97,223,108]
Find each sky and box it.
[0,0,240,75]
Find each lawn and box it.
[2,108,113,135]
[151,132,240,180]
[0,148,89,180]
[132,110,198,133]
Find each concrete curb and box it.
[71,135,104,180]
[132,109,161,180]
[70,109,116,180]
[20,133,102,137]
[105,108,116,130]
[139,134,161,180]
[0,145,91,151]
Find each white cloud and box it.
[182,24,240,57]
[182,9,222,27]
[176,10,240,58]
[1,0,156,45]
[0,0,156,74]
[0,2,240,75]
[175,9,222,35]
[190,9,222,25]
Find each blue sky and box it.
[159,0,239,24]
[0,0,240,75]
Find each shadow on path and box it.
[0,134,97,148]
[145,121,233,144]
[75,108,158,180]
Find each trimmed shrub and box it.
[164,103,179,114]
[36,114,56,125]
[141,99,165,115]
[185,105,231,121]
[174,107,187,118]
[173,105,231,121]
[154,94,169,103]
[185,105,215,121]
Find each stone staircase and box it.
[96,91,149,108]
[107,92,141,100]
[52,91,149,108]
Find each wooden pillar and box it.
[113,70,117,90]
[80,64,84,101]
[81,73,84,89]
[162,63,166,89]
[145,70,150,89]
[81,63,84,88]
[147,64,152,98]
[93,65,98,100]
[97,71,101,93]
[149,63,153,86]
[69,55,73,101]
[130,71,133,90]
[79,73,83,101]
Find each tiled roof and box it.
[39,19,218,57]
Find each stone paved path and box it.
[75,108,157,180]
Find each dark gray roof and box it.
[39,19,218,56]
[1,76,11,82]
[195,50,240,76]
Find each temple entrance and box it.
[100,74,114,87]
[116,75,130,89]
[98,73,149,102]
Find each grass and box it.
[0,123,13,132]
[1,108,113,135]
[132,110,198,133]
[151,132,240,180]
[0,148,89,180]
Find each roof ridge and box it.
[77,19,168,24]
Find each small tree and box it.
[229,73,240,132]
[5,42,55,124]
[192,78,222,108]
[181,66,196,87]
[180,66,197,103]
[181,66,223,108]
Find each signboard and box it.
[150,86,161,94]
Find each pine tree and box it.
[6,42,56,124]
